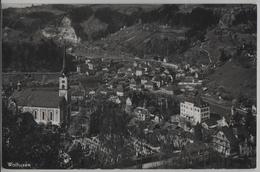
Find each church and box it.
[12,56,71,126]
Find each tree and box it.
[68,142,84,168]
[194,123,203,141]
[245,111,256,137]
[2,109,63,169]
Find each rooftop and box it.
[13,88,64,108]
[184,94,209,107]
[216,127,238,146]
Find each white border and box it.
[1,0,259,172]
[1,0,259,4]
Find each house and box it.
[116,85,124,97]
[176,73,185,79]
[100,90,107,95]
[158,85,174,95]
[190,66,199,74]
[136,84,142,91]
[99,86,108,95]
[126,67,133,76]
[85,58,91,64]
[135,67,143,76]
[125,97,132,114]
[108,96,121,104]
[88,63,94,70]
[152,76,161,88]
[102,67,109,72]
[212,127,238,157]
[144,81,154,90]
[129,79,137,90]
[133,61,138,67]
[160,73,167,84]
[194,72,199,79]
[178,116,193,132]
[166,74,174,83]
[163,69,170,75]
[202,114,225,130]
[134,107,149,121]
[149,114,162,123]
[217,116,229,127]
[232,126,255,157]
[71,90,85,102]
[239,139,253,157]
[170,115,180,123]
[117,67,129,76]
[141,76,149,85]
[89,90,95,95]
[76,65,81,73]
[185,64,190,70]
[180,95,210,125]
[12,56,71,126]
[178,76,202,86]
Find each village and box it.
[2,4,257,169]
[2,50,256,168]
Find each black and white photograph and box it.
[1,1,257,170]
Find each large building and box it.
[12,56,71,126]
[180,95,210,125]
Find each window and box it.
[42,112,45,120]
[34,111,37,119]
[62,85,65,89]
[62,80,65,83]
[50,112,53,121]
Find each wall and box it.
[20,106,60,125]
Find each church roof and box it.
[13,88,64,108]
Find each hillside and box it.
[94,23,189,60]
[2,4,256,100]
[206,60,256,101]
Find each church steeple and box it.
[61,45,67,75]
[59,46,70,101]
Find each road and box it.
[200,42,212,64]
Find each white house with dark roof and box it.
[12,55,71,126]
